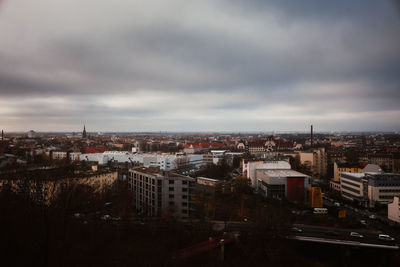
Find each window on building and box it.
[169,180,174,184]
[169,187,174,191]
[169,194,174,199]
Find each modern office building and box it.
[128,168,196,218]
[330,163,382,192]
[340,172,400,207]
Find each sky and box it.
[0,0,400,132]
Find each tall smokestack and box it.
[311,125,313,148]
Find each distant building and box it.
[69,152,82,161]
[27,130,36,139]
[80,152,203,170]
[313,148,327,178]
[52,151,68,160]
[82,125,87,139]
[368,154,395,173]
[128,168,195,218]
[298,150,313,169]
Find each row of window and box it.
[341,191,362,200]
[341,185,361,194]
[380,195,396,199]
[341,179,361,188]
[379,189,400,193]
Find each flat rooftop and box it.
[257,169,309,178]
[132,167,194,180]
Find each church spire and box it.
[82,125,87,138]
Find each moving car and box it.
[290,227,303,233]
[350,232,363,238]
[313,208,328,214]
[378,234,395,241]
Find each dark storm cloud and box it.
[0,0,399,131]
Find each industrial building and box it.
[243,160,311,204]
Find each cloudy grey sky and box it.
[0,0,399,132]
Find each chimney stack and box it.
[310,125,313,148]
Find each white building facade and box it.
[388,197,400,223]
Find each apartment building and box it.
[313,148,327,178]
[0,168,117,204]
[128,168,196,218]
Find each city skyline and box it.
[1,0,400,132]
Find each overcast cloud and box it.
[0,0,399,132]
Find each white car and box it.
[350,232,363,238]
[369,215,377,219]
[378,234,395,241]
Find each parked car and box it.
[350,232,363,238]
[378,234,395,241]
[369,214,377,220]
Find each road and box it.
[323,196,400,238]
[290,224,398,247]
